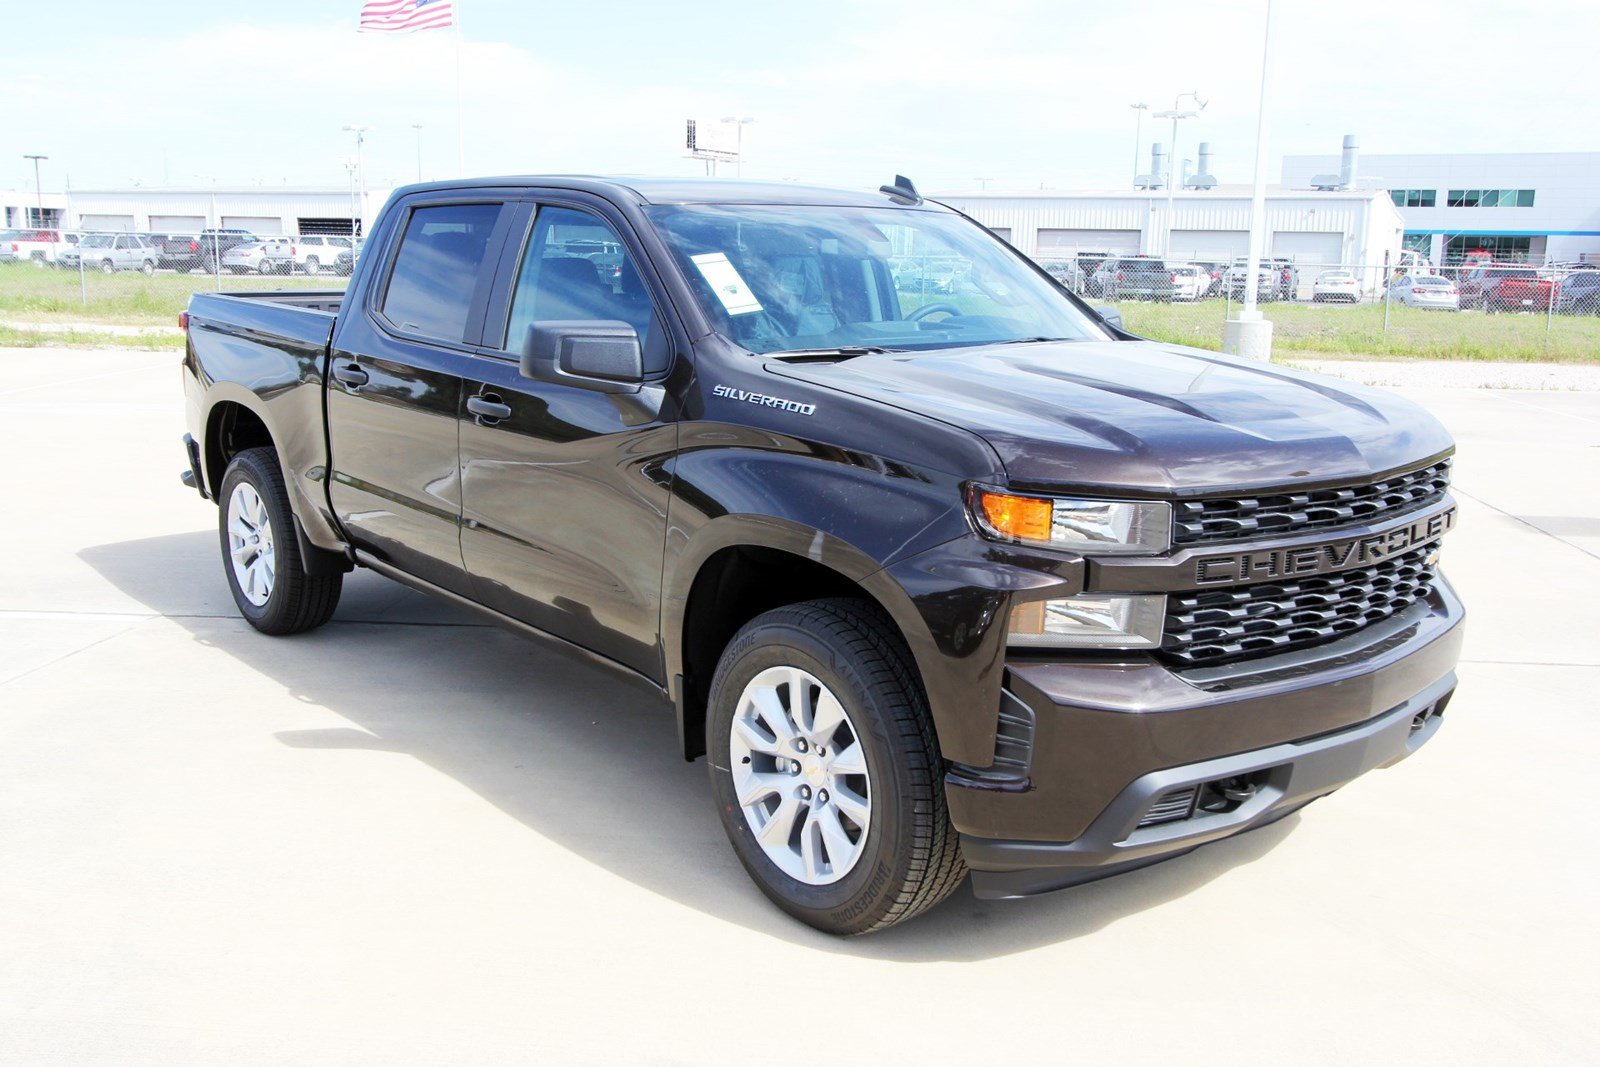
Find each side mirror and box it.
[521,320,643,394]
[1091,304,1124,331]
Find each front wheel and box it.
[707,599,966,935]
[100,259,115,274]
[218,447,342,635]
[303,256,319,276]
[140,260,155,275]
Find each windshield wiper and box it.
[768,345,900,362]
[990,336,1077,345]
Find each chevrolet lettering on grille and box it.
[1194,505,1456,585]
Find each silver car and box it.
[221,238,293,275]
[58,233,159,274]
[1387,274,1459,310]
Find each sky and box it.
[4,0,1596,196]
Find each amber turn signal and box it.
[975,489,1053,543]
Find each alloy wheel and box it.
[728,665,871,885]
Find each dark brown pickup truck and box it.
[179,174,1463,934]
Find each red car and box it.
[1458,265,1555,312]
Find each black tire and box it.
[303,256,319,276]
[217,447,342,635]
[707,598,966,935]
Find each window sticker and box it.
[691,252,764,315]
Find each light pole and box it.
[1225,0,1277,361]
[411,123,424,182]
[721,116,755,177]
[342,125,373,237]
[22,154,50,265]
[1128,103,1147,186]
[1154,91,1205,254]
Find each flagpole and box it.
[454,1,465,174]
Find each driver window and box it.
[501,206,668,375]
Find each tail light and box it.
[8,243,16,252]
[1117,270,1124,281]
[188,240,199,252]
[1170,273,1178,283]
[178,311,189,330]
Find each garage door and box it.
[1036,228,1140,256]
[1272,232,1343,267]
[150,214,206,232]
[1170,229,1247,261]
[80,214,135,232]
[989,227,1013,245]
[222,216,283,234]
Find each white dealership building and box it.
[1280,150,1600,266]
[936,186,1404,273]
[3,185,397,237]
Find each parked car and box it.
[1098,256,1175,301]
[155,234,205,272]
[1190,260,1226,298]
[1312,270,1362,303]
[1554,270,1600,315]
[1265,257,1300,300]
[1039,260,1082,292]
[332,248,354,276]
[196,229,258,272]
[1387,274,1459,310]
[0,229,79,267]
[1169,263,1209,301]
[1458,266,1554,312]
[221,238,294,275]
[57,233,159,274]
[178,173,1462,935]
[287,234,354,275]
[1225,258,1278,299]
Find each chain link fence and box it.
[1021,251,1599,361]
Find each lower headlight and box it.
[1007,593,1166,649]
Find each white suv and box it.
[287,235,355,276]
[58,233,159,274]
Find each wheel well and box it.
[678,545,881,761]
[203,401,273,498]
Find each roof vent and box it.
[1184,141,1217,190]
[1310,134,1359,190]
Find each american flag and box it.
[358,0,455,33]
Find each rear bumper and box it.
[950,579,1464,899]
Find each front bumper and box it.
[951,579,1464,899]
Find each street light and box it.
[1128,103,1148,186]
[411,123,424,183]
[22,154,47,232]
[1154,91,1206,255]
[342,124,373,238]
[720,116,755,178]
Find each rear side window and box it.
[381,203,503,341]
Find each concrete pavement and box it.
[1,348,1596,1064]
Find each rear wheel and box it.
[707,599,966,935]
[100,259,114,274]
[218,447,342,635]
[303,256,319,276]
[140,259,155,275]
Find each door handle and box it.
[332,362,369,387]
[467,394,513,422]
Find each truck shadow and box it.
[81,529,1300,962]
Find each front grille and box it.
[1161,545,1438,667]
[1172,460,1451,546]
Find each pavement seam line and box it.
[1451,485,1600,563]
[0,614,157,688]
[1488,389,1600,426]
[0,361,173,397]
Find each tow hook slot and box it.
[1198,770,1270,815]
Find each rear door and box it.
[325,194,519,594]
[456,197,679,679]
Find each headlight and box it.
[970,486,1171,554]
[1008,593,1166,649]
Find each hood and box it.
[768,340,1453,493]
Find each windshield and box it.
[646,203,1108,354]
[80,235,113,248]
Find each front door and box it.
[326,198,515,594]
[458,202,677,679]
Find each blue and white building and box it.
[1281,150,1600,266]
